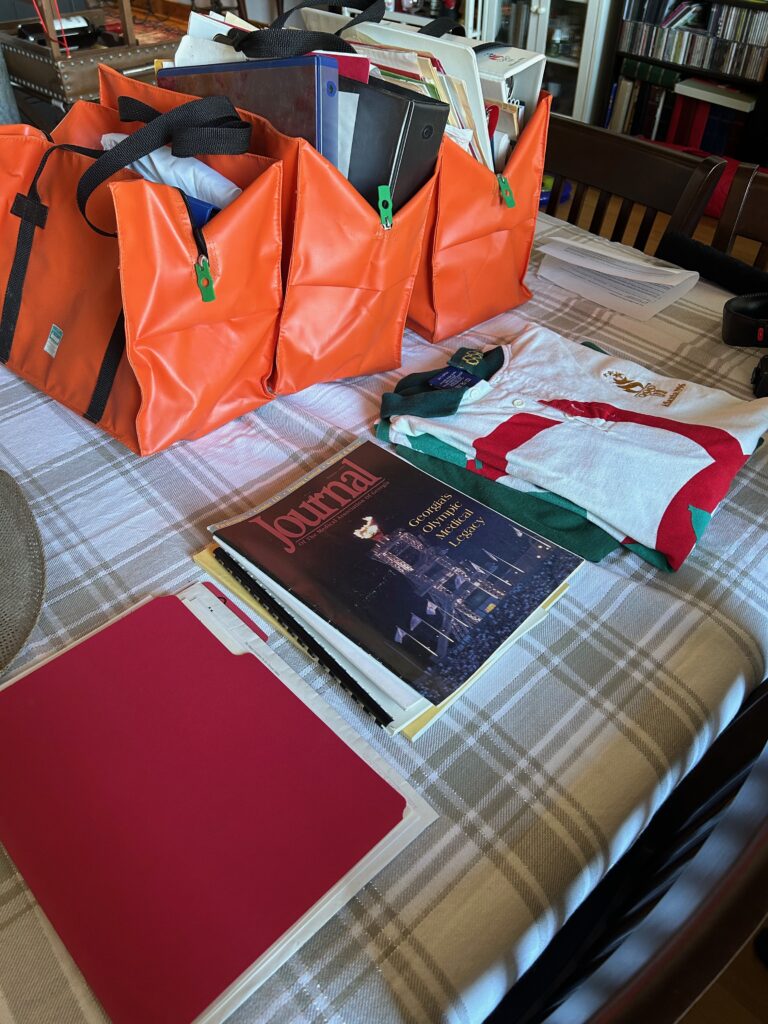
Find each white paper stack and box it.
[537,236,699,321]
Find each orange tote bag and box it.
[98,66,438,396]
[1,96,283,454]
[408,93,552,343]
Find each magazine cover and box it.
[215,442,581,706]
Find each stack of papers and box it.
[346,33,493,167]
[538,236,699,320]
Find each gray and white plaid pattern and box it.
[0,215,765,1024]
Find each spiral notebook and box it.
[0,583,435,1024]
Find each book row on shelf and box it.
[622,0,768,39]
[606,58,749,154]
[618,21,768,81]
[607,62,678,137]
[710,4,768,42]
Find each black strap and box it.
[215,25,358,57]
[77,95,251,236]
[215,0,386,59]
[418,16,465,36]
[115,96,250,157]
[0,143,102,364]
[84,311,126,424]
[0,212,37,365]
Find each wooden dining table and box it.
[1,212,766,1024]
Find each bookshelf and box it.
[605,0,768,164]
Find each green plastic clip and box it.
[194,256,216,302]
[378,185,393,229]
[497,174,515,208]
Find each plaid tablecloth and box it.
[1,214,766,1024]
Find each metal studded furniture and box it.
[0,0,177,105]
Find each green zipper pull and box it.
[195,256,216,302]
[497,174,515,208]
[378,185,393,229]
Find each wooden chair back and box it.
[484,682,768,1024]
[712,164,768,270]
[540,731,768,1024]
[543,114,726,254]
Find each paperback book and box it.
[208,441,582,739]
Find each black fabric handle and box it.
[418,16,465,36]
[77,95,251,236]
[83,311,126,424]
[117,95,252,156]
[118,96,167,124]
[216,25,358,57]
[0,143,103,364]
[215,0,386,59]
[31,142,104,201]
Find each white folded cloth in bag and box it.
[101,133,242,210]
[174,34,247,67]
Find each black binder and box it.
[341,76,449,213]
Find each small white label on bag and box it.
[44,324,63,358]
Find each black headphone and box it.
[722,293,768,348]
[721,293,768,398]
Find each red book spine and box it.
[665,95,711,149]
[688,99,711,150]
[665,94,686,144]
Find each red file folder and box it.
[0,588,415,1024]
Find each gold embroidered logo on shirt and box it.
[603,371,685,406]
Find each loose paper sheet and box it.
[337,93,359,179]
[537,236,698,320]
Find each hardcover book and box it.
[211,441,582,739]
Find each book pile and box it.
[606,57,754,152]
[200,441,582,741]
[606,57,681,137]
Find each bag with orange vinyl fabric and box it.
[0,94,283,455]
[408,91,552,343]
[98,56,438,398]
[273,3,552,343]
